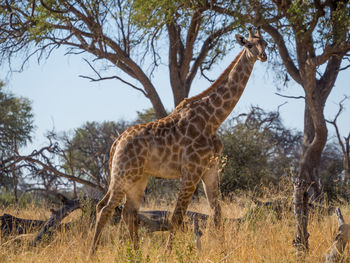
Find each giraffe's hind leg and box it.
[89,186,125,256]
[202,164,222,227]
[122,175,150,249]
[202,162,225,251]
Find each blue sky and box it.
[2,46,349,153]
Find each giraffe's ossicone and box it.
[89,27,268,255]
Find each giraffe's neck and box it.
[202,49,256,134]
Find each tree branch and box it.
[275,92,305,100]
[79,58,148,97]
[181,9,203,80]
[326,96,349,157]
[310,43,350,67]
[186,21,237,92]
[1,143,105,193]
[262,24,301,84]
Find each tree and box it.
[219,106,302,195]
[0,81,34,203]
[0,0,236,118]
[134,108,158,124]
[0,82,33,157]
[62,121,127,194]
[210,0,350,253]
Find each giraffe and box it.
[89,27,267,255]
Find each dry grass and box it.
[0,197,349,263]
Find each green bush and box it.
[218,106,301,196]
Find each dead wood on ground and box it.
[325,208,350,263]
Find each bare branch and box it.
[1,141,105,193]
[275,92,305,100]
[338,63,350,72]
[310,43,350,67]
[187,21,237,92]
[277,101,288,112]
[262,24,301,84]
[79,58,148,97]
[326,95,349,157]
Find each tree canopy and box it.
[0,82,34,157]
[0,0,237,118]
[0,81,34,199]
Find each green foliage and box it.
[320,143,348,201]
[174,234,197,263]
[0,187,15,207]
[0,82,34,156]
[125,242,143,263]
[217,106,346,200]
[0,82,34,191]
[0,187,39,208]
[123,0,238,78]
[219,106,302,195]
[62,121,127,189]
[134,108,158,124]
[130,0,197,29]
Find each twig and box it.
[275,92,305,100]
[80,58,148,97]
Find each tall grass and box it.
[0,195,349,263]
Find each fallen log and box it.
[0,213,45,237]
[33,198,81,246]
[325,208,350,263]
[0,209,209,238]
[1,196,213,246]
[137,209,213,232]
[193,215,203,250]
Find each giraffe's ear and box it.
[235,34,246,46]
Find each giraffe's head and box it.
[235,27,267,62]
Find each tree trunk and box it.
[145,88,168,119]
[172,82,190,107]
[140,80,168,119]
[73,181,77,199]
[344,136,350,185]
[11,167,18,205]
[293,82,328,254]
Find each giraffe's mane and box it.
[175,49,245,110]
